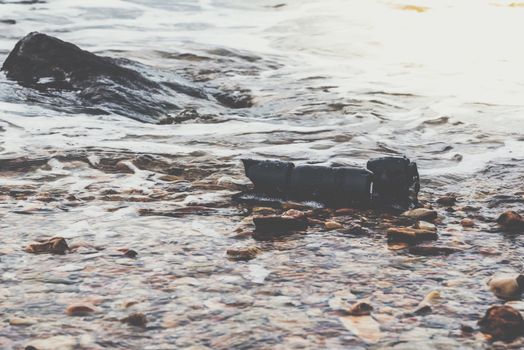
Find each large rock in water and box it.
[1,32,178,122]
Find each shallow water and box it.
[0,0,524,349]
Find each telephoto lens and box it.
[239,155,418,210]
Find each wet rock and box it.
[478,305,524,342]
[325,220,344,230]
[401,208,438,222]
[66,302,96,316]
[282,209,306,219]
[347,301,373,316]
[252,215,308,233]
[226,246,261,261]
[213,90,253,108]
[487,275,524,300]
[1,32,178,122]
[386,227,437,244]
[408,245,461,256]
[9,316,37,326]
[436,195,456,206]
[497,211,524,232]
[25,237,69,255]
[252,207,277,215]
[121,313,147,327]
[0,19,16,25]
[413,220,436,232]
[117,248,138,258]
[460,218,475,228]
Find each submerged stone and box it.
[497,211,524,232]
[478,305,524,342]
[401,208,438,222]
[487,275,524,301]
[25,237,69,255]
[121,313,148,327]
[386,227,438,244]
[226,246,261,261]
[1,32,178,122]
[252,215,308,233]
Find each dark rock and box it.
[0,19,16,24]
[1,32,177,122]
[347,302,373,316]
[117,248,138,258]
[478,305,524,342]
[497,211,524,232]
[408,245,462,256]
[253,215,308,233]
[121,313,147,327]
[436,195,456,206]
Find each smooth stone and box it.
[401,208,438,222]
[66,302,96,316]
[497,211,524,232]
[226,246,261,261]
[325,220,344,230]
[488,275,524,300]
[387,227,438,244]
[478,305,524,342]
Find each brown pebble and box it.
[497,211,524,232]
[325,221,344,230]
[347,302,373,316]
[334,208,356,216]
[66,303,96,316]
[401,208,438,222]
[436,195,456,206]
[25,237,69,255]
[226,246,261,261]
[282,209,306,219]
[387,227,438,244]
[117,248,138,258]
[121,313,147,327]
[478,305,524,342]
[461,218,475,228]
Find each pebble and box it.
[226,246,261,261]
[386,227,438,244]
[121,312,147,327]
[252,215,308,233]
[25,237,69,255]
[66,302,96,316]
[9,317,37,326]
[478,305,524,342]
[408,245,462,256]
[497,211,524,232]
[460,218,475,228]
[325,220,344,230]
[436,195,456,206]
[487,275,524,300]
[347,301,373,316]
[117,248,138,258]
[252,207,277,215]
[401,208,438,222]
[414,221,436,232]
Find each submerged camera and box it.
[239,156,419,210]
